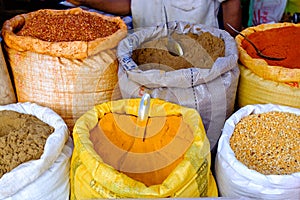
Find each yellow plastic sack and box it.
[236,23,300,109]
[237,65,300,108]
[70,98,218,199]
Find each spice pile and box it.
[16,10,120,42]
[0,110,54,178]
[242,26,300,69]
[89,112,193,186]
[230,111,300,175]
[132,31,225,71]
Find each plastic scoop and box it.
[136,93,150,142]
[163,5,184,57]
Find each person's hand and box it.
[66,0,82,6]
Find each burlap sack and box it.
[117,22,239,150]
[0,42,16,105]
[70,98,218,199]
[236,23,300,109]
[1,8,128,131]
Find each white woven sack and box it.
[117,22,239,149]
[0,102,73,200]
[215,104,300,199]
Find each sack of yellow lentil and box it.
[236,23,300,109]
[0,41,16,105]
[117,21,240,151]
[1,7,128,131]
[215,103,300,199]
[0,102,73,200]
[70,98,218,199]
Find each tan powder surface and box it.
[132,31,225,71]
[0,110,54,178]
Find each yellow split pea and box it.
[230,111,300,175]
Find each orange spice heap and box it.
[242,26,300,69]
[90,113,194,186]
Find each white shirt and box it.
[131,0,225,29]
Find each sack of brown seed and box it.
[0,102,73,200]
[215,103,300,199]
[1,8,127,131]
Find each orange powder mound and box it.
[242,26,300,69]
[89,113,194,186]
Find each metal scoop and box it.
[163,5,183,57]
[136,93,150,142]
[227,23,286,61]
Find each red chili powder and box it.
[242,26,300,69]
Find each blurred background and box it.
[0,0,68,27]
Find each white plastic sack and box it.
[0,102,73,200]
[117,21,240,150]
[248,0,287,26]
[215,104,300,199]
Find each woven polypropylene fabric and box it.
[5,47,121,131]
[237,64,300,109]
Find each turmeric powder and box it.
[242,26,300,69]
[89,112,194,186]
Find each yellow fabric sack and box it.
[1,8,127,131]
[70,98,218,199]
[238,65,300,108]
[235,23,300,108]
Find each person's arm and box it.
[222,0,242,37]
[68,0,131,15]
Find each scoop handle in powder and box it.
[136,93,150,141]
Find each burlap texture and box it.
[1,8,127,131]
[0,43,16,105]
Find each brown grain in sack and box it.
[1,8,128,131]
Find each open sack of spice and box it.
[215,103,300,199]
[117,21,240,151]
[70,96,218,199]
[236,22,300,109]
[0,102,73,200]
[1,7,128,132]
